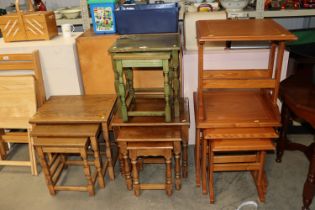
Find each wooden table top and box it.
[111,97,190,127]
[30,95,117,124]
[280,69,315,126]
[194,91,281,128]
[196,19,297,42]
[108,33,180,53]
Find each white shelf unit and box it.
[56,0,91,31]
[56,18,92,26]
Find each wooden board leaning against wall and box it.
[76,30,168,95]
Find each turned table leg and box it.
[174,141,182,190]
[195,128,201,187]
[163,59,171,122]
[120,142,132,190]
[0,129,7,160]
[102,124,115,180]
[116,59,128,122]
[171,50,180,118]
[181,125,189,178]
[276,102,291,162]
[201,134,208,194]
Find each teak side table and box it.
[194,19,297,200]
[109,34,180,122]
[196,19,297,121]
[29,95,117,181]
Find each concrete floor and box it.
[0,134,314,210]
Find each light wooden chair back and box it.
[0,50,46,107]
[0,76,37,129]
[0,51,45,175]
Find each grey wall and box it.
[273,17,309,30]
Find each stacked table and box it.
[194,19,297,203]
[30,95,118,182]
[109,34,190,195]
[109,34,180,122]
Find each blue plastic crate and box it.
[89,1,116,34]
[115,3,179,34]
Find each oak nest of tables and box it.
[29,95,117,181]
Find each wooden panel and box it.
[202,79,276,89]
[0,62,34,70]
[54,186,88,192]
[143,158,165,164]
[29,95,116,124]
[0,76,36,128]
[121,60,163,68]
[212,139,275,151]
[109,33,180,52]
[140,184,166,190]
[117,127,181,142]
[76,33,119,94]
[0,51,46,107]
[33,137,87,147]
[32,50,46,107]
[194,91,281,128]
[0,160,31,166]
[213,155,257,163]
[2,132,28,143]
[204,127,278,139]
[0,16,26,42]
[196,19,297,42]
[127,142,173,150]
[213,163,261,171]
[128,111,165,117]
[133,71,163,89]
[31,124,100,137]
[203,70,270,79]
[0,54,33,61]
[76,31,164,94]
[113,52,170,60]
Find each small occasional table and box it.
[30,95,117,180]
[109,33,180,122]
[277,69,315,210]
[111,97,190,178]
[195,19,297,195]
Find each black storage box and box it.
[115,3,179,34]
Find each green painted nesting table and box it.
[109,33,180,122]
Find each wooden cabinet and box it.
[76,30,164,95]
